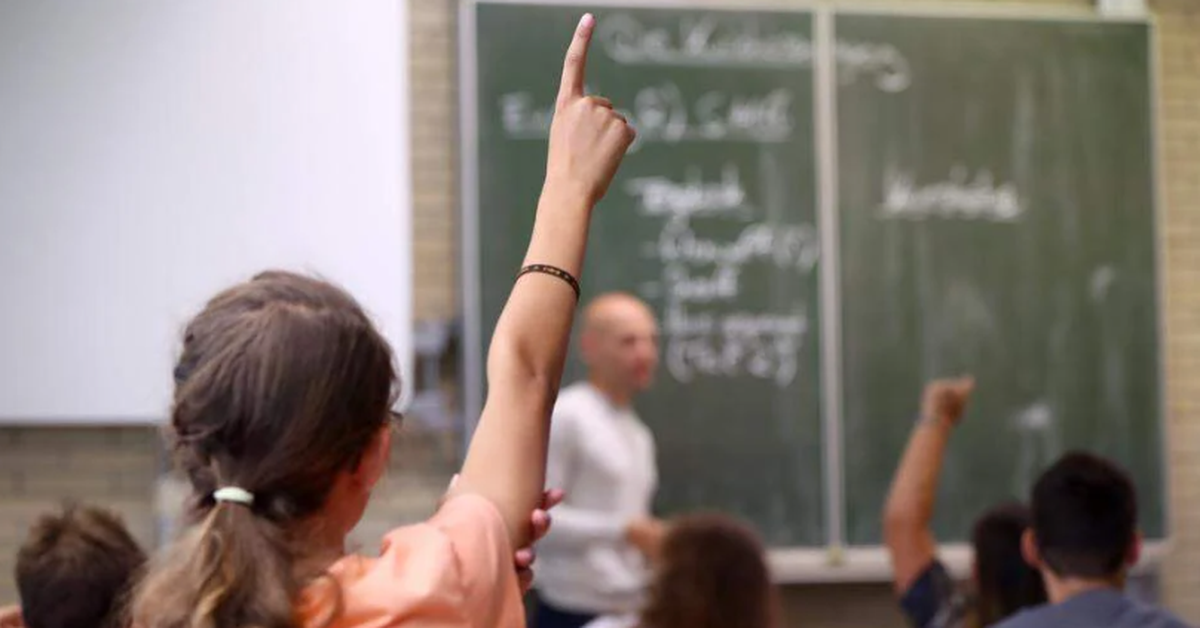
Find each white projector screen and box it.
[0,1,412,423]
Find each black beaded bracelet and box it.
[517,264,581,300]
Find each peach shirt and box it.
[297,494,523,628]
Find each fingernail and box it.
[579,13,594,30]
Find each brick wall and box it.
[0,1,1193,626]
[1155,0,1200,619]
[0,426,456,604]
[0,428,160,603]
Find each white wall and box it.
[0,1,412,422]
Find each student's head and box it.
[133,270,398,628]
[16,504,147,628]
[580,293,659,396]
[1021,451,1139,585]
[969,502,1047,625]
[640,514,777,628]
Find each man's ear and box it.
[1126,530,1143,568]
[1022,528,1043,570]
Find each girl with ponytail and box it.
[132,14,633,628]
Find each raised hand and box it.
[543,14,636,207]
[920,377,975,427]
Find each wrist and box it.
[920,413,956,430]
[540,177,598,213]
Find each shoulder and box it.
[555,382,596,410]
[899,559,968,628]
[1136,602,1191,628]
[991,605,1050,628]
[299,524,464,628]
[302,495,522,628]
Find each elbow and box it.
[487,340,561,406]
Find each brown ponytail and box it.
[133,271,397,628]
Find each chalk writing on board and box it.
[836,40,911,93]
[636,187,818,386]
[879,166,1025,222]
[1090,266,1117,303]
[594,13,911,92]
[598,13,813,68]
[654,218,821,273]
[499,84,795,145]
[662,264,740,304]
[632,83,689,143]
[499,92,553,138]
[663,304,808,386]
[626,165,752,219]
[1013,402,1059,497]
[693,88,793,141]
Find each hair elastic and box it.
[213,487,255,506]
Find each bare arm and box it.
[453,14,635,548]
[883,377,974,595]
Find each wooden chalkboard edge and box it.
[767,541,1169,584]
[458,0,484,443]
[832,1,1148,23]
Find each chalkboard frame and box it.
[457,0,1164,582]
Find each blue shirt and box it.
[900,560,969,628]
[993,589,1190,628]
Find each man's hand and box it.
[515,488,565,592]
[625,517,668,562]
[920,377,975,427]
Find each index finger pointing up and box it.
[557,13,595,108]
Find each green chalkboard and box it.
[463,2,1161,552]
[836,16,1161,545]
[466,2,825,546]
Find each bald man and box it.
[532,293,666,628]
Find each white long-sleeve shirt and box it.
[536,382,658,615]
